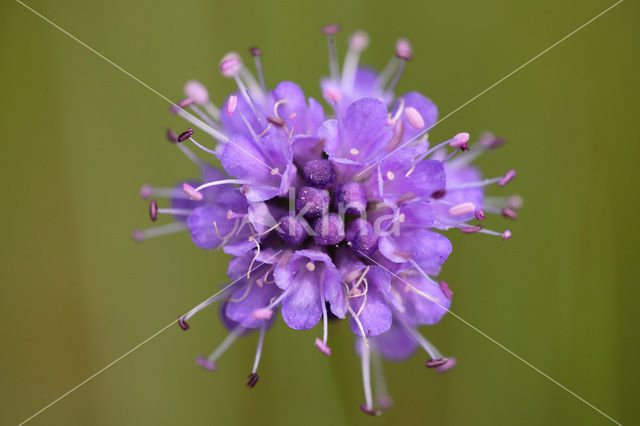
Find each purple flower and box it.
[136,27,519,415]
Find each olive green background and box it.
[1,0,638,425]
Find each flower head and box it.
[136,26,519,414]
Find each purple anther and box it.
[395,38,413,61]
[346,218,379,256]
[360,404,382,416]
[313,213,345,246]
[436,357,457,373]
[425,358,449,368]
[314,337,331,356]
[498,169,516,187]
[267,116,284,127]
[139,184,152,199]
[195,355,216,371]
[149,199,158,222]
[449,132,470,151]
[132,229,144,243]
[296,187,330,219]
[439,281,453,300]
[249,46,261,56]
[502,230,512,241]
[475,209,485,221]
[431,190,446,199]
[376,396,394,410]
[276,215,309,245]
[322,24,341,35]
[461,225,483,234]
[177,128,194,142]
[501,208,517,219]
[247,373,259,388]
[166,128,179,143]
[303,159,336,189]
[178,316,190,330]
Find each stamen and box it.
[315,337,331,356]
[305,261,316,272]
[349,147,359,155]
[372,350,393,410]
[249,46,267,93]
[189,178,253,197]
[446,176,503,190]
[180,289,231,326]
[501,208,518,219]
[166,128,179,143]
[404,107,425,130]
[323,88,343,103]
[149,200,158,221]
[448,202,476,217]
[359,341,381,416]
[197,325,245,371]
[251,307,274,320]
[449,132,470,150]
[131,222,188,243]
[183,80,209,105]
[439,281,453,299]
[398,317,444,360]
[386,171,395,180]
[436,357,458,373]
[247,373,259,388]
[182,183,203,201]
[219,52,243,78]
[341,30,369,89]
[426,358,449,368]
[395,38,413,61]
[498,169,517,186]
[226,210,248,220]
[475,209,486,221]
[177,128,194,142]
[322,24,341,80]
[460,225,483,234]
[385,39,412,93]
[502,230,512,241]
[250,324,267,379]
[226,95,238,116]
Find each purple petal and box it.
[281,272,323,330]
[394,92,438,141]
[349,282,392,337]
[187,205,235,250]
[373,321,417,361]
[379,229,452,276]
[325,98,391,163]
[226,277,281,329]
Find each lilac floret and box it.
[313,213,345,245]
[302,159,336,189]
[296,186,330,219]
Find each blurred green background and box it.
[1,0,638,425]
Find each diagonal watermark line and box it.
[357,0,624,177]
[17,250,283,426]
[14,0,279,176]
[357,250,622,426]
